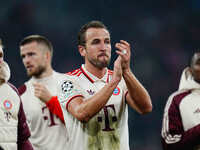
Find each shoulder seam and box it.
[66,68,82,77]
[18,84,27,96]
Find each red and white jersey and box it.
[58,65,130,150]
[161,68,200,150]
[0,83,32,150]
[19,71,68,150]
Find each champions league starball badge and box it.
[61,80,74,94]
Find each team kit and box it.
[0,20,199,150]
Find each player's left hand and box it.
[33,82,52,103]
[115,40,131,72]
[113,55,122,82]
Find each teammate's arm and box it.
[162,95,200,149]
[10,83,33,149]
[162,125,200,149]
[123,70,152,114]
[17,101,33,150]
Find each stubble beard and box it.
[88,56,110,69]
[0,61,10,83]
[27,65,46,78]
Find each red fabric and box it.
[8,83,33,150]
[46,96,65,123]
[17,101,33,150]
[18,140,33,150]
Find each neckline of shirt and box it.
[81,64,109,83]
[31,71,56,83]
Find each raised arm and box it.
[115,40,152,114]
[59,56,122,123]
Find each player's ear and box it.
[78,45,86,57]
[188,67,193,75]
[45,51,50,59]
[44,50,51,63]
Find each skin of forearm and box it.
[123,69,152,113]
[75,79,120,122]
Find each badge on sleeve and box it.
[61,80,74,94]
[59,79,80,102]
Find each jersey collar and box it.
[31,71,56,83]
[80,64,109,83]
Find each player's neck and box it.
[0,79,5,85]
[34,66,53,79]
[84,63,106,79]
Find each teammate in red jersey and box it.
[56,20,152,150]
[0,39,33,150]
[161,52,200,150]
[37,21,152,150]
[18,35,68,150]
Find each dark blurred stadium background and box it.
[1,0,200,149]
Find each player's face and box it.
[0,47,5,80]
[84,28,111,69]
[0,46,3,65]
[191,53,200,83]
[20,41,47,78]
[0,47,10,82]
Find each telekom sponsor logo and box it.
[87,89,95,95]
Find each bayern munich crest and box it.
[113,87,120,95]
[3,100,12,110]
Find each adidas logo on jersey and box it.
[87,89,95,95]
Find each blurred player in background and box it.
[57,20,152,150]
[161,51,200,150]
[18,35,68,150]
[0,39,33,150]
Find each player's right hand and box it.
[33,82,52,103]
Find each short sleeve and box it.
[57,78,83,110]
[120,77,128,96]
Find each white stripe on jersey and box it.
[161,90,187,144]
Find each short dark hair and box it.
[20,35,53,56]
[78,20,109,46]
